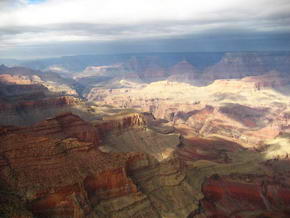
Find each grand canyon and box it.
[1,51,290,217]
[1,0,290,217]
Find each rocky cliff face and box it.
[0,113,149,217]
[167,60,199,82]
[2,93,290,217]
[2,52,290,217]
[0,65,78,96]
[241,71,289,89]
[0,96,79,111]
[87,77,290,147]
[197,173,290,217]
[15,52,290,84]
[94,112,147,137]
[0,112,199,217]
[202,52,290,81]
[0,95,83,126]
[4,108,288,217]
[0,65,88,126]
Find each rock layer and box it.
[197,174,290,217]
[0,112,198,217]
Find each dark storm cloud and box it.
[2,29,290,59]
[0,0,289,58]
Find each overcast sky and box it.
[0,0,290,59]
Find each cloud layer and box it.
[0,0,290,58]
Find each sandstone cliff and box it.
[0,112,198,217]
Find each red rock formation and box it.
[53,112,101,144]
[0,74,33,85]
[176,137,241,163]
[84,168,138,201]
[0,96,80,112]
[199,174,290,217]
[94,113,146,137]
[0,113,151,217]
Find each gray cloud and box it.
[1,30,289,59]
[0,0,289,58]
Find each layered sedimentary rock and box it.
[87,78,290,147]
[0,65,78,96]
[0,95,83,126]
[18,52,290,83]
[2,52,290,217]
[98,112,180,160]
[0,96,79,111]
[196,173,290,218]
[202,52,290,81]
[0,112,198,217]
[4,109,285,217]
[167,61,199,82]
[0,65,87,126]
[176,137,242,163]
[94,112,146,136]
[0,73,34,85]
[176,133,290,218]
[16,52,290,89]
[0,113,148,217]
[2,95,290,217]
[142,62,167,82]
[241,71,289,89]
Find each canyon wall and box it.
[0,112,199,217]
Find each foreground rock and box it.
[196,173,290,218]
[0,112,198,217]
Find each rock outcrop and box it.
[167,60,199,82]
[2,51,290,217]
[0,113,152,217]
[241,71,289,89]
[0,65,90,126]
[0,112,198,217]
[18,52,290,83]
[202,52,290,81]
[0,95,83,126]
[196,174,290,217]
[0,65,78,96]
[87,78,290,147]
